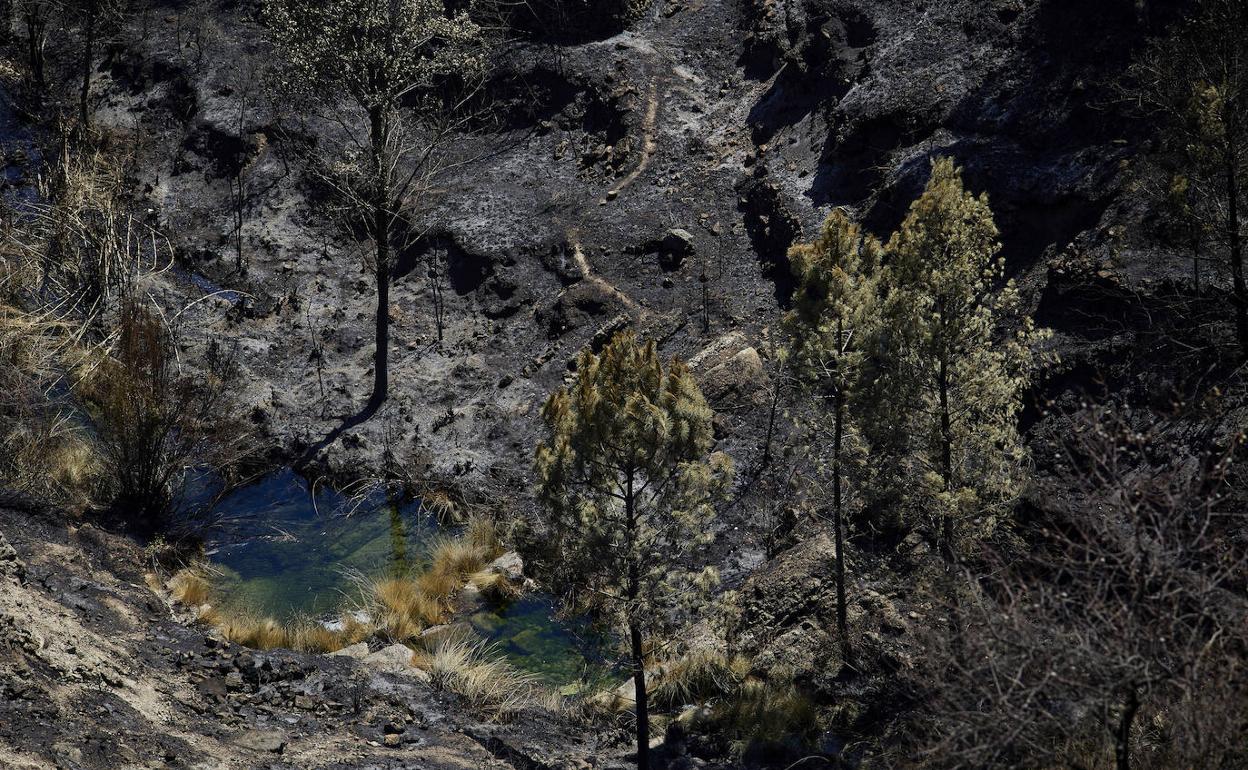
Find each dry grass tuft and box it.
[218,615,290,650]
[414,637,548,720]
[413,568,463,603]
[0,302,102,510]
[464,514,502,554]
[335,611,374,646]
[650,646,746,709]
[421,488,459,521]
[168,568,214,607]
[685,676,820,757]
[289,622,346,653]
[368,575,447,640]
[428,534,491,579]
[468,569,521,601]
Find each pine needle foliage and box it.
[534,330,732,770]
[781,208,880,663]
[265,0,484,111]
[1127,0,1248,357]
[867,157,1049,563]
[785,209,881,393]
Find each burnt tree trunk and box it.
[938,351,955,565]
[78,0,97,134]
[1115,687,1140,770]
[832,319,850,666]
[25,8,46,95]
[1227,141,1247,361]
[368,104,391,409]
[624,468,649,770]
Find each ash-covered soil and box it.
[118,0,1179,497]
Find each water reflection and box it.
[387,503,411,577]
[196,467,609,683]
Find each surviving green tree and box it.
[535,331,732,770]
[782,208,879,665]
[867,158,1047,565]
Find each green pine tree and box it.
[868,157,1048,565]
[782,208,880,665]
[535,331,732,770]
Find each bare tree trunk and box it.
[368,105,390,409]
[1193,237,1200,293]
[1227,145,1247,361]
[699,267,709,333]
[429,253,444,346]
[624,469,649,770]
[629,620,649,770]
[372,227,390,407]
[1115,688,1140,770]
[760,360,784,467]
[25,8,46,95]
[78,0,97,134]
[233,173,245,271]
[0,0,12,47]
[832,320,850,667]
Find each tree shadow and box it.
[293,398,382,473]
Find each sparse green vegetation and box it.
[1129,0,1248,358]
[783,207,880,664]
[535,330,733,770]
[86,301,252,534]
[648,644,747,710]
[865,157,1048,563]
[696,675,820,760]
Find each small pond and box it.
[196,468,608,685]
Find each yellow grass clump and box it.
[161,519,515,655]
[217,615,290,650]
[288,622,347,654]
[413,567,463,604]
[413,637,546,720]
[468,569,522,601]
[428,531,495,579]
[168,568,214,608]
[369,574,448,640]
[650,646,748,709]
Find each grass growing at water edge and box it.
[414,636,556,718]
[165,514,510,649]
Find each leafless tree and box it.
[266,0,496,412]
[1127,0,1248,359]
[906,406,1248,770]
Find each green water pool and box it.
[199,468,608,684]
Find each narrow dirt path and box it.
[567,237,643,316]
[606,82,660,200]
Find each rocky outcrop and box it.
[735,531,838,657]
[0,530,24,585]
[363,644,429,680]
[689,332,771,406]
